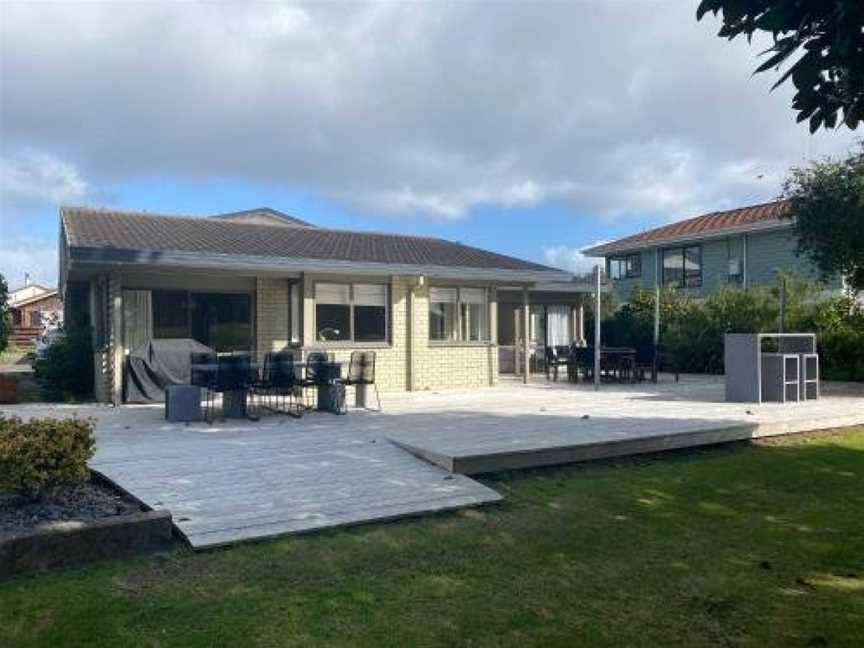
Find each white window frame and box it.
[314,282,389,343]
[429,286,489,343]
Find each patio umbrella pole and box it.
[594,264,601,391]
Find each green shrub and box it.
[0,415,96,499]
[33,323,95,401]
[603,277,864,381]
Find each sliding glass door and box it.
[151,289,252,352]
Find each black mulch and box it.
[0,476,144,534]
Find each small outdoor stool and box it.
[165,384,203,422]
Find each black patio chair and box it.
[190,350,217,421]
[571,346,595,382]
[268,351,303,417]
[634,344,658,383]
[207,353,252,423]
[299,351,332,409]
[544,346,571,382]
[342,350,381,411]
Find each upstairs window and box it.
[663,245,702,288]
[609,254,641,280]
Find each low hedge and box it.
[0,416,96,499]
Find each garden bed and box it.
[1,473,143,534]
[1,473,174,576]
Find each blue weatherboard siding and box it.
[606,226,843,302]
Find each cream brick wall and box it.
[302,275,409,392]
[255,277,290,361]
[299,275,498,393]
[408,283,498,391]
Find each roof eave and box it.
[583,219,793,257]
[67,247,572,284]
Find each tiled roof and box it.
[585,200,790,256]
[61,206,557,273]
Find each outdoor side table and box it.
[165,384,203,422]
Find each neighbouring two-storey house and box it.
[583,200,844,302]
[59,206,594,403]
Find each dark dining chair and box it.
[571,347,595,382]
[190,350,217,421]
[299,351,332,409]
[342,350,380,411]
[544,346,571,382]
[269,351,302,417]
[634,344,658,383]
[207,353,252,422]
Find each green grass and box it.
[2,428,863,647]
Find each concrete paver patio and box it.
[4,375,862,548]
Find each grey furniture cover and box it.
[125,338,215,404]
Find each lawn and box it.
[2,427,863,647]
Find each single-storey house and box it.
[59,206,593,403]
[583,200,844,302]
[7,283,63,347]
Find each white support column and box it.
[594,265,601,391]
[522,287,530,384]
[576,304,585,346]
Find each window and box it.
[314,283,388,343]
[153,290,189,339]
[609,254,641,280]
[663,245,702,288]
[190,293,253,351]
[429,287,488,342]
[684,246,702,288]
[152,290,252,351]
[429,287,458,341]
[353,284,387,342]
[460,288,487,342]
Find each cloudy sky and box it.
[0,0,858,287]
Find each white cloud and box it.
[543,244,604,276]
[0,151,89,209]
[1,1,858,224]
[0,237,59,289]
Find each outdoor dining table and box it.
[597,346,637,382]
[190,360,343,418]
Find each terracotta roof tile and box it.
[586,200,790,255]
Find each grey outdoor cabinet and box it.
[724,333,818,403]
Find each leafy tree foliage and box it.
[782,145,864,290]
[697,1,864,132]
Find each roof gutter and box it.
[67,247,573,284]
[582,219,792,257]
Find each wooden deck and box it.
[85,412,502,549]
[4,375,862,547]
[383,376,864,474]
